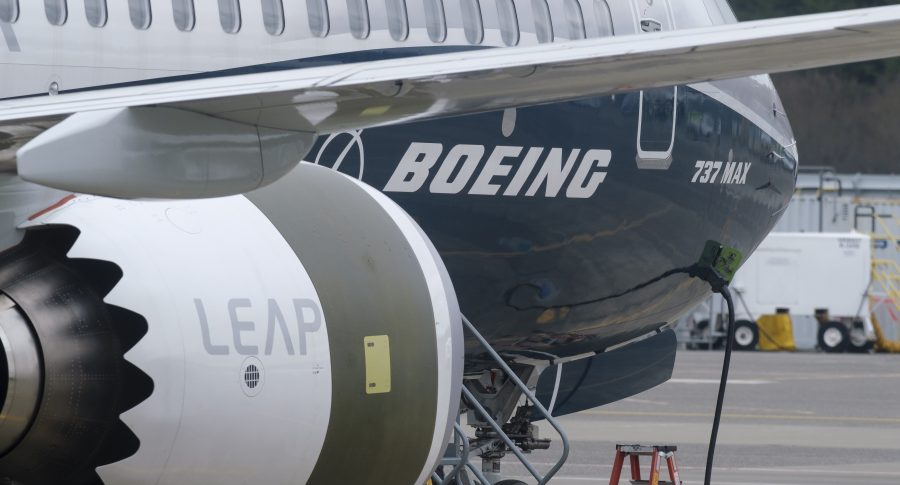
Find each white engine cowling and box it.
[0,164,463,485]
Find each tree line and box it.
[729,0,900,173]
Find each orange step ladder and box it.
[609,444,682,485]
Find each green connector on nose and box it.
[699,240,743,283]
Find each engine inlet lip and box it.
[0,294,42,456]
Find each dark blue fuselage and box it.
[0,39,796,361]
[311,85,796,360]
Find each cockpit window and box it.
[44,0,68,26]
[218,0,242,33]
[85,0,108,27]
[0,0,19,23]
[262,0,285,35]
[307,0,330,37]
[128,0,152,30]
[173,0,196,31]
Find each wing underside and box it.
[2,6,900,197]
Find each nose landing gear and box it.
[431,316,569,485]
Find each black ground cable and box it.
[504,240,742,484]
[704,286,736,485]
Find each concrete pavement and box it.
[502,350,900,484]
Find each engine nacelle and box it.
[0,164,463,485]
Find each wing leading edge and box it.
[3,5,900,197]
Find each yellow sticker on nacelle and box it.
[364,335,391,394]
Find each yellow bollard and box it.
[757,313,796,351]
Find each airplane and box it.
[1,1,900,484]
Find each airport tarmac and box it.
[502,350,900,484]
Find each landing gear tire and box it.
[818,321,850,353]
[688,319,725,350]
[847,327,874,353]
[733,320,758,351]
[848,340,875,353]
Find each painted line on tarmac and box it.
[670,372,900,382]
[622,397,669,405]
[731,466,900,477]
[727,405,815,415]
[583,409,900,424]
[696,481,805,485]
[741,372,900,382]
[508,475,798,484]
[523,462,900,477]
[669,378,772,384]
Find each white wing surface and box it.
[3,6,900,197]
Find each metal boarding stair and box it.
[869,257,900,352]
[855,205,900,352]
[431,316,571,485]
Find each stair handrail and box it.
[460,315,571,485]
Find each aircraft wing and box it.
[3,5,900,197]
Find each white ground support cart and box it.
[679,232,876,353]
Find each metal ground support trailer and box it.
[774,171,900,269]
[679,232,876,353]
[778,192,900,269]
